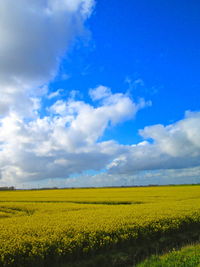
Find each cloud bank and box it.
[0,90,199,185]
[108,111,200,174]
[0,0,94,116]
[0,87,148,184]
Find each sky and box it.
[0,0,200,188]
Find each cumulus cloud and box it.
[108,111,200,174]
[0,87,148,184]
[0,85,199,185]
[89,85,112,101]
[0,0,94,116]
[0,80,199,185]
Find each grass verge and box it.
[136,243,200,267]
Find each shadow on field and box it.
[17,218,200,267]
[69,201,143,205]
[0,200,143,205]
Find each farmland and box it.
[0,185,200,266]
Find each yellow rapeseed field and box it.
[0,185,200,266]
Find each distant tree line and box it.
[0,186,15,191]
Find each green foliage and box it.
[137,243,200,267]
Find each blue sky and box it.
[0,0,200,188]
[49,0,200,143]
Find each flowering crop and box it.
[0,185,200,266]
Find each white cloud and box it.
[89,85,112,101]
[0,86,199,186]
[0,0,94,116]
[108,111,200,174]
[50,86,148,144]
[47,89,64,99]
[0,88,148,184]
[0,79,199,185]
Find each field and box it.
[0,185,200,266]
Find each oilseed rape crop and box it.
[0,185,200,266]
